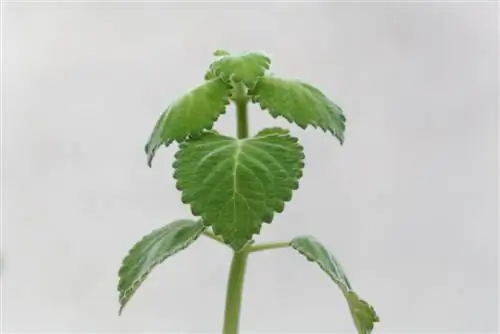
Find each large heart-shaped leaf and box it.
[145,78,231,166]
[290,235,379,334]
[173,127,304,251]
[205,51,271,89]
[249,76,346,144]
[118,219,205,314]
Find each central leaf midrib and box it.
[232,141,242,227]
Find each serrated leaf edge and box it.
[171,128,305,250]
[117,220,206,315]
[249,77,346,144]
[207,52,271,89]
[145,79,232,167]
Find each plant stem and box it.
[249,241,290,253]
[222,87,250,334]
[233,82,249,139]
[222,246,250,334]
[235,98,248,139]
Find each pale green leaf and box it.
[213,49,230,56]
[290,235,379,334]
[205,51,271,89]
[173,127,304,251]
[249,76,346,144]
[118,219,205,314]
[144,78,231,166]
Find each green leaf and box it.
[213,49,230,57]
[290,235,379,334]
[249,76,346,144]
[144,78,231,166]
[173,127,304,251]
[117,219,205,315]
[205,51,271,89]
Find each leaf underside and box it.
[290,235,379,334]
[144,78,231,166]
[205,51,271,89]
[173,127,305,251]
[117,219,205,314]
[250,76,346,144]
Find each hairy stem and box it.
[222,89,249,334]
[249,241,290,253]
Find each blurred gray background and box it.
[2,2,498,333]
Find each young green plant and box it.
[117,50,379,334]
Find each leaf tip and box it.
[337,133,345,145]
[147,155,154,168]
[213,49,230,57]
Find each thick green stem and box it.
[222,88,250,334]
[235,98,248,139]
[233,82,249,140]
[222,247,250,334]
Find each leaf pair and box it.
[118,219,379,334]
[145,51,346,166]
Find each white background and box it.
[2,2,498,333]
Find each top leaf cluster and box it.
[145,50,346,165]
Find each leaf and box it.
[290,235,379,334]
[144,78,231,167]
[213,49,230,56]
[205,51,271,89]
[117,219,205,315]
[173,127,304,251]
[249,76,346,144]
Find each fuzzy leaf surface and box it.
[118,219,205,314]
[205,51,271,89]
[290,236,379,334]
[250,76,346,144]
[173,128,304,251]
[145,78,231,166]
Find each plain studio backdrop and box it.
[2,2,498,333]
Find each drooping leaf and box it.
[290,236,379,334]
[205,51,271,89]
[118,219,205,314]
[144,78,231,166]
[173,127,304,251]
[249,76,346,144]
